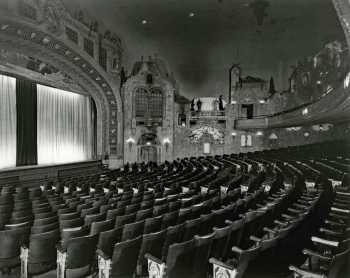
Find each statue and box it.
[120,66,127,88]
[249,0,270,26]
[231,65,241,90]
[268,77,276,95]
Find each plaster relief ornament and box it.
[189,126,224,144]
[42,0,64,35]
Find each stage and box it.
[0,160,102,187]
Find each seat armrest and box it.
[288,265,324,278]
[274,220,287,226]
[302,248,332,261]
[263,227,277,234]
[329,212,348,221]
[298,199,311,205]
[249,235,262,243]
[96,249,110,260]
[324,219,345,228]
[231,246,243,255]
[281,213,293,220]
[331,207,350,214]
[300,196,313,201]
[288,208,302,214]
[294,203,308,209]
[311,236,339,248]
[319,227,342,237]
[209,258,236,271]
[336,191,350,197]
[145,253,164,265]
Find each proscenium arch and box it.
[0,38,108,157]
[0,15,124,159]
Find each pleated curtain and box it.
[0,74,16,169]
[16,78,37,166]
[37,84,93,164]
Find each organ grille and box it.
[135,87,164,120]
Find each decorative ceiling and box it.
[62,0,345,98]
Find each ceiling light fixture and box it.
[189,12,195,17]
[142,20,147,25]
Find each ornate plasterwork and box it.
[0,10,122,157]
[189,126,225,144]
[332,0,350,54]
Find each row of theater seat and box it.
[0,140,349,278]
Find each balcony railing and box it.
[189,111,225,119]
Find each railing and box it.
[235,117,268,129]
[190,111,225,118]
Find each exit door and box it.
[139,146,158,163]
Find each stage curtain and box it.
[0,74,17,169]
[37,84,94,164]
[16,78,38,166]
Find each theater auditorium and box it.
[0,0,349,277]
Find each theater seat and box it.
[20,229,60,277]
[137,229,166,276]
[146,239,196,278]
[0,227,30,272]
[57,234,98,278]
[98,235,142,278]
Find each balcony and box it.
[235,117,268,129]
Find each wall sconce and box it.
[304,132,310,137]
[286,126,302,132]
[302,108,309,116]
[256,131,264,136]
[319,123,333,132]
[231,100,237,104]
[163,138,171,152]
[231,132,237,137]
[269,133,278,140]
[126,137,135,151]
[344,72,350,88]
[259,100,266,104]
